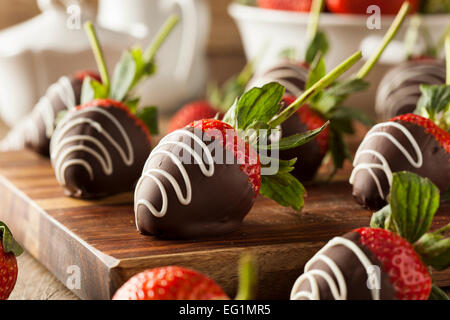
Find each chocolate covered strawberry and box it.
[50,17,179,198]
[351,114,450,210]
[113,254,257,300]
[135,51,362,239]
[293,172,450,300]
[326,0,419,14]
[168,61,254,133]
[258,0,313,12]
[254,2,410,181]
[352,34,450,210]
[291,227,432,300]
[0,222,23,300]
[376,18,448,120]
[0,71,100,155]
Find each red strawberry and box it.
[113,266,228,300]
[134,118,261,238]
[190,119,262,194]
[74,70,102,83]
[326,0,419,15]
[168,101,219,133]
[0,222,22,300]
[291,227,432,300]
[351,113,450,210]
[259,0,313,12]
[0,242,18,300]
[355,228,431,300]
[279,95,329,181]
[391,113,450,153]
[50,99,152,198]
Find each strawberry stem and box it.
[235,254,258,300]
[435,26,450,56]
[306,0,324,42]
[356,1,410,80]
[446,34,450,85]
[84,21,110,91]
[269,51,362,128]
[144,15,180,62]
[404,15,421,60]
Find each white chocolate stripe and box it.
[134,129,214,220]
[50,107,134,186]
[291,237,380,300]
[349,122,423,199]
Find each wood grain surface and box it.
[0,150,449,300]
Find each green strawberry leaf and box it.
[306,57,327,91]
[81,77,108,104]
[208,60,254,113]
[370,205,395,231]
[314,79,370,115]
[124,97,140,114]
[331,106,376,128]
[328,125,351,176]
[414,223,450,271]
[0,222,23,257]
[136,106,159,135]
[111,50,138,102]
[55,110,68,127]
[305,31,329,65]
[260,173,306,211]
[421,0,450,14]
[223,82,285,130]
[279,47,299,62]
[263,121,329,151]
[428,284,450,300]
[415,84,450,130]
[390,171,440,243]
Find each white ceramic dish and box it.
[229,4,449,115]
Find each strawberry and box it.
[291,227,432,300]
[135,53,362,239]
[279,96,330,181]
[48,17,179,199]
[294,171,450,300]
[258,0,313,11]
[0,70,100,156]
[113,266,228,300]
[0,222,23,300]
[168,101,219,133]
[355,228,432,300]
[190,119,262,194]
[113,255,257,300]
[168,61,254,133]
[326,0,419,15]
[351,113,450,210]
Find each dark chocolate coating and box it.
[376,60,446,120]
[351,120,450,210]
[251,62,324,181]
[135,127,256,239]
[0,75,85,156]
[294,232,397,300]
[50,105,151,198]
[248,61,309,96]
[279,111,324,181]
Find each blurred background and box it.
[0,0,448,133]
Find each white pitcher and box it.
[97,0,211,113]
[0,0,210,127]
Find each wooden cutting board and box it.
[0,150,448,300]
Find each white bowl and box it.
[229,3,449,115]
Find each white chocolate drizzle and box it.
[134,129,214,219]
[290,236,380,300]
[349,121,423,200]
[50,106,134,185]
[0,76,76,151]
